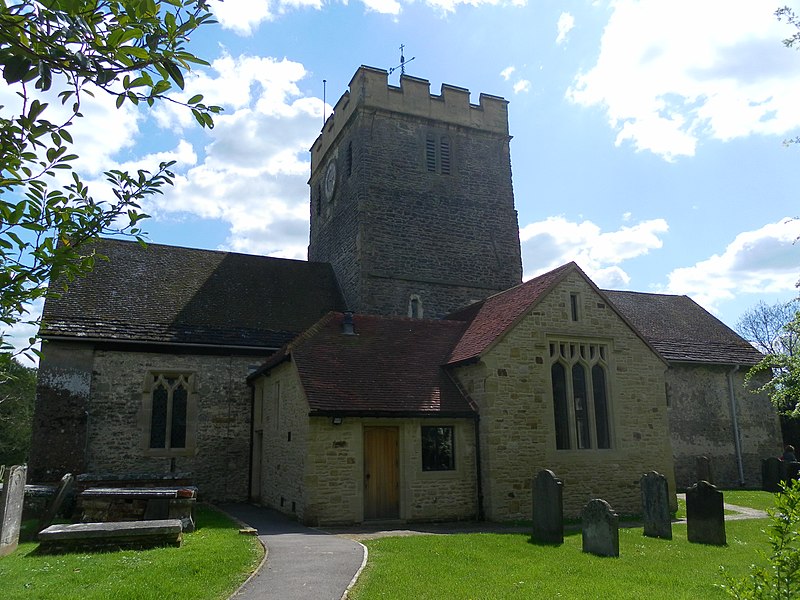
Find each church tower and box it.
[308,66,522,319]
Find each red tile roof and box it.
[446,262,576,364]
[266,313,475,417]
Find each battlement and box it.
[311,65,509,173]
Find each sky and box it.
[4,0,800,360]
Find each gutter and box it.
[727,365,745,486]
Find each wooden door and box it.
[363,426,399,520]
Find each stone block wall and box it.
[455,272,676,520]
[82,348,264,502]
[667,364,781,489]
[30,341,94,482]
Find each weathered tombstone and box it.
[696,455,714,485]
[762,456,783,492]
[0,464,28,557]
[38,472,74,532]
[581,499,619,557]
[686,480,726,545]
[640,471,672,540]
[531,469,564,545]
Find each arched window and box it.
[409,295,423,319]
[549,342,613,450]
[144,373,196,455]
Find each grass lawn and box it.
[0,504,263,600]
[349,491,776,600]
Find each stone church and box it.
[31,66,781,524]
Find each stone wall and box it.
[30,341,94,482]
[667,364,781,488]
[308,67,522,319]
[81,348,264,502]
[455,272,676,520]
[255,361,309,519]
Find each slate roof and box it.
[40,238,346,349]
[445,262,577,364]
[604,290,763,366]
[257,313,475,417]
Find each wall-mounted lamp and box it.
[332,417,343,425]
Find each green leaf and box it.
[188,94,203,105]
[162,60,184,89]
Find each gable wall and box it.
[667,365,781,488]
[456,272,675,519]
[84,348,261,502]
[255,361,310,520]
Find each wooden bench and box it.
[38,519,182,553]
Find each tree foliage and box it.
[737,300,800,357]
[0,355,37,465]
[722,479,800,599]
[746,309,800,416]
[0,0,221,358]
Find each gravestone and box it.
[696,455,713,485]
[762,457,783,492]
[0,464,28,557]
[38,472,74,532]
[686,480,726,545]
[531,469,564,544]
[640,471,672,540]
[581,499,619,557]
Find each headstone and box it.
[696,455,714,485]
[38,473,74,532]
[581,499,619,557]
[0,464,28,557]
[640,471,672,540]
[762,457,783,492]
[686,480,726,545]
[531,469,564,545]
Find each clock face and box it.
[324,161,337,200]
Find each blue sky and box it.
[4,0,800,356]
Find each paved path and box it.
[222,504,366,600]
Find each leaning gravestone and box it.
[696,455,714,485]
[0,464,28,557]
[686,480,726,545]
[762,456,783,492]
[531,469,564,544]
[38,472,74,533]
[640,471,672,540]
[581,499,619,557]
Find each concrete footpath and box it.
[222,504,366,600]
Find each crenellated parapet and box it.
[311,65,509,173]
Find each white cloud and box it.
[143,54,320,259]
[363,0,402,14]
[519,215,669,287]
[665,218,800,310]
[567,0,800,161]
[500,66,516,81]
[513,80,532,94]
[556,12,575,45]
[1,299,43,366]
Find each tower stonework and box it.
[308,66,522,319]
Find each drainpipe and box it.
[727,365,745,486]
[474,414,485,521]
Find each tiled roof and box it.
[604,290,763,365]
[269,313,475,417]
[446,262,575,364]
[40,238,346,349]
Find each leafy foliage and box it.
[746,310,800,416]
[0,0,221,358]
[0,355,36,465]
[722,480,800,599]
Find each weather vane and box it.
[389,44,415,78]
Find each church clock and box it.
[324,160,337,200]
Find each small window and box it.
[425,135,436,172]
[570,293,580,321]
[421,426,455,471]
[409,294,423,319]
[440,137,450,175]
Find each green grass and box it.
[350,491,776,600]
[723,489,776,512]
[0,505,263,600]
